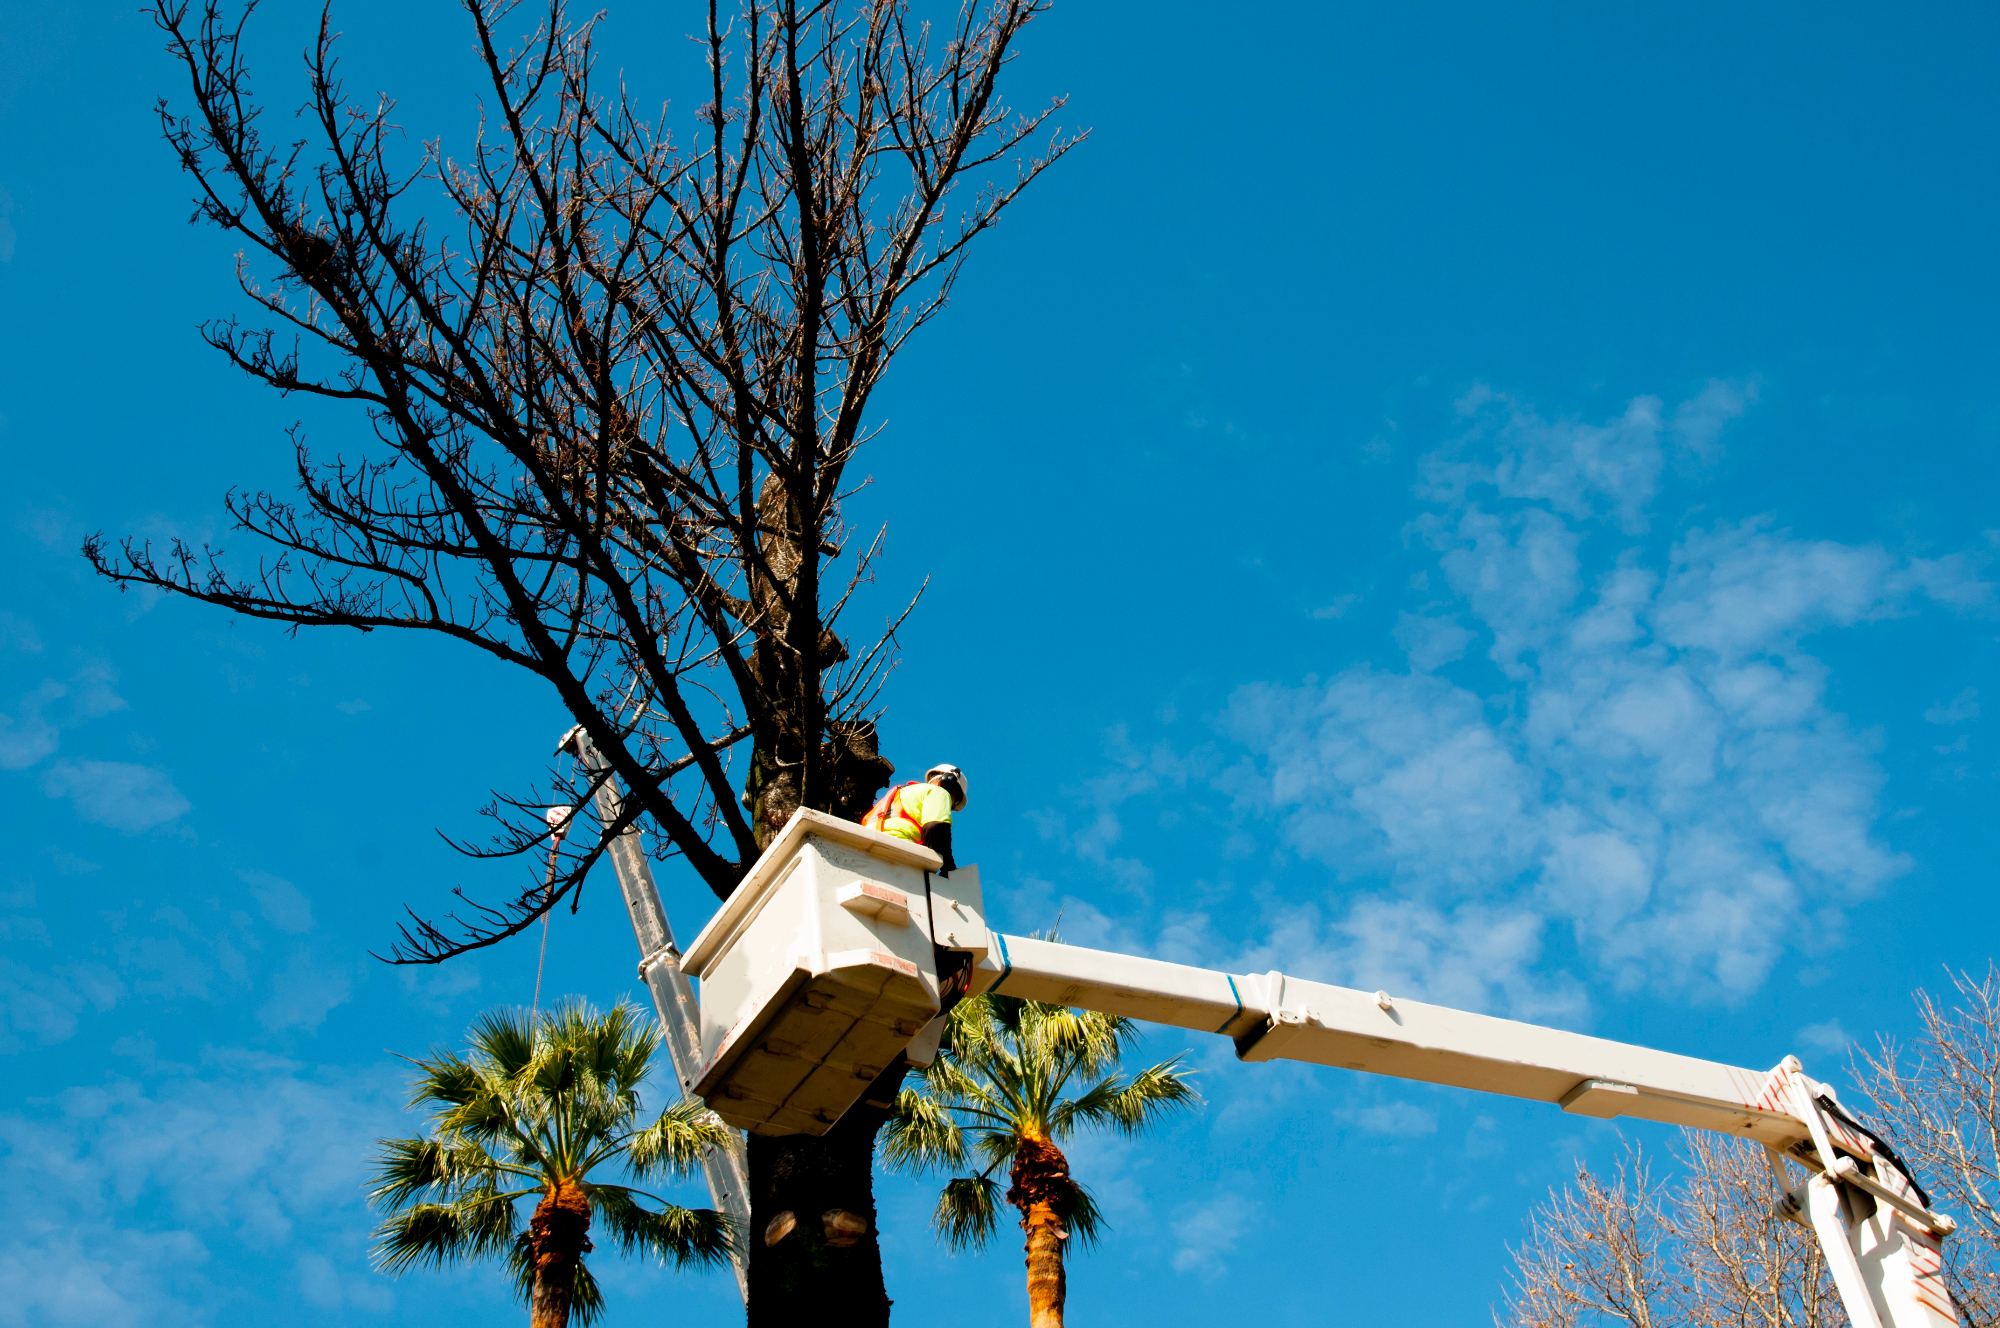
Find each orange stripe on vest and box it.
[862,781,928,838]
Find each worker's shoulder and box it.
[907,781,952,819]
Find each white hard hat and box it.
[925,763,967,810]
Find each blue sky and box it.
[2,0,1996,1323]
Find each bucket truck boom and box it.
[676,808,1962,1328]
[556,727,752,1304]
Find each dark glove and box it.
[923,821,956,876]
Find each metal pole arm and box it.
[978,931,1805,1146]
[558,727,752,1304]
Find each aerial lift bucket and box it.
[682,809,987,1135]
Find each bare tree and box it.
[88,0,1079,1319]
[1675,1132,1843,1328]
[1499,1136,1843,1328]
[1861,965,2000,1325]
[1503,1144,1686,1328]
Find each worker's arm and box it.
[921,819,956,875]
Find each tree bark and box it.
[739,730,897,1325]
[746,1064,905,1327]
[1010,1135,1072,1328]
[528,1179,594,1328]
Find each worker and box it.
[861,763,966,875]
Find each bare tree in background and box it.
[87,0,1079,1319]
[1504,967,2000,1328]
[1503,1144,1684,1328]
[1862,965,2000,1324]
[1499,1136,1843,1328]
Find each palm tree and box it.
[368,1000,734,1327]
[883,992,1201,1328]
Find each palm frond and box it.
[909,990,1205,1268]
[469,1007,538,1079]
[372,1194,520,1273]
[1050,1057,1200,1139]
[971,1128,1021,1173]
[933,1174,1003,1252]
[1021,1003,1134,1080]
[918,1047,1009,1115]
[881,1087,970,1173]
[409,1052,485,1109]
[622,1099,734,1180]
[590,1186,735,1268]
[369,1135,532,1210]
[376,1000,740,1315]
[1065,1177,1107,1249]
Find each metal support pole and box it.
[558,727,751,1303]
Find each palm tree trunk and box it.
[1023,1212,1067,1328]
[1010,1136,1071,1328]
[529,1179,594,1328]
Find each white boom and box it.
[678,809,1961,1328]
[557,728,752,1304]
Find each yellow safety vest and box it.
[862,782,950,841]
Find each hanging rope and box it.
[533,804,574,1015]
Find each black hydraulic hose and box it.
[1816,1093,1933,1211]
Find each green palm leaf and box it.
[369,1000,730,1325]
[886,989,1202,1284]
[934,1175,1004,1252]
[589,1185,735,1267]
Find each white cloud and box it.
[1425,388,1668,530]
[1670,379,1755,463]
[1310,595,1360,621]
[257,951,353,1032]
[1219,386,1982,1011]
[0,663,130,772]
[1346,1102,1439,1136]
[396,962,483,1015]
[1392,611,1472,671]
[0,681,64,770]
[296,1251,394,1311]
[0,1058,402,1323]
[243,872,314,935]
[1796,1019,1850,1055]
[42,760,190,833]
[0,1222,208,1328]
[1169,1191,1259,1279]
[0,959,123,1053]
[1925,687,1979,725]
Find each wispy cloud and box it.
[42,760,190,833]
[1169,1191,1259,1279]
[0,1057,402,1323]
[1218,386,1985,1011]
[256,952,353,1033]
[0,662,129,771]
[1925,687,1979,725]
[242,872,314,935]
[0,958,123,1054]
[1795,1019,1850,1055]
[1419,380,1753,533]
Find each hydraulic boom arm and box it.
[676,810,1962,1328]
